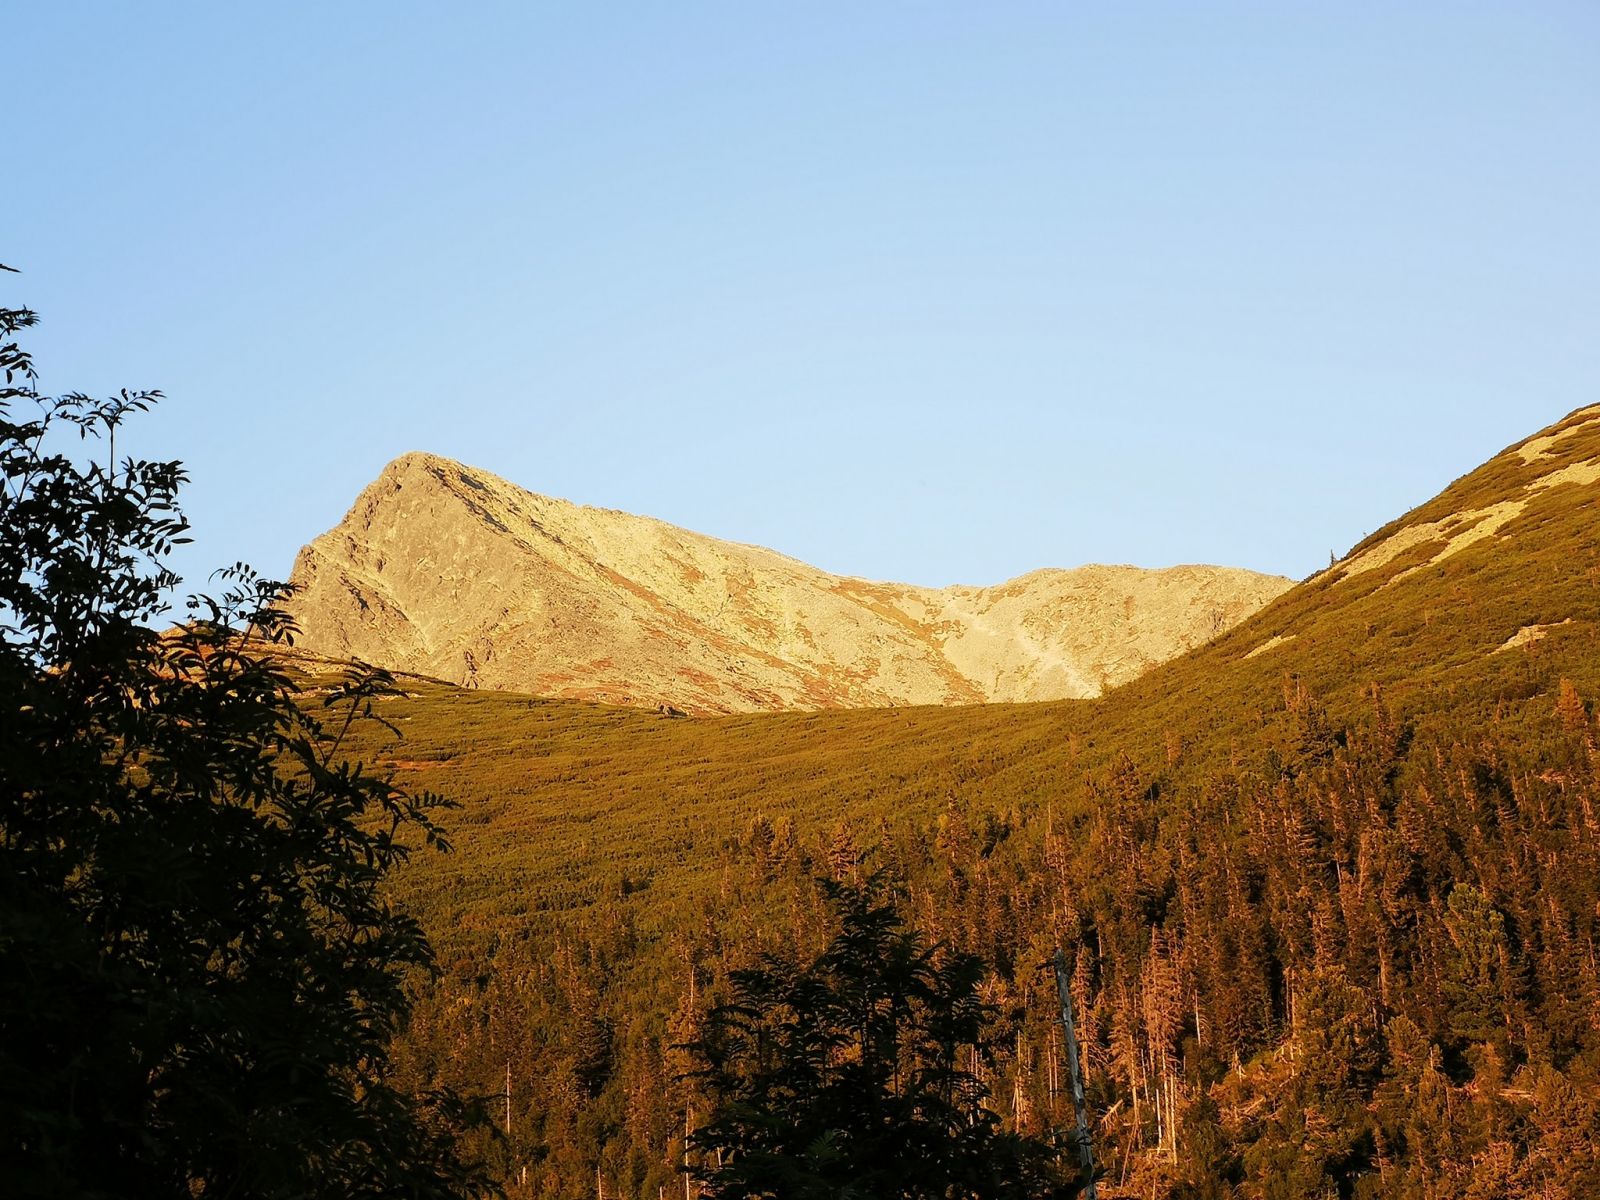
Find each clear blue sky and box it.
[9,3,1598,590]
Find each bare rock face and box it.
[286,453,1292,712]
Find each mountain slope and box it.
[290,404,1600,946]
[305,406,1600,1198]
[286,452,1290,712]
[1125,401,1600,735]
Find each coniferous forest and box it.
[376,667,1600,1199]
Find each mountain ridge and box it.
[285,451,1291,712]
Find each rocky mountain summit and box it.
[286,454,1292,712]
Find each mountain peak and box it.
[286,460,1291,713]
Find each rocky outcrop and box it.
[286,453,1292,713]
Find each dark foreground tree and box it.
[686,877,1078,1200]
[0,276,491,1197]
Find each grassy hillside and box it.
[339,405,1600,935]
[311,406,1600,1198]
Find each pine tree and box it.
[685,878,1078,1199]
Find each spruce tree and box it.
[685,877,1077,1199]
